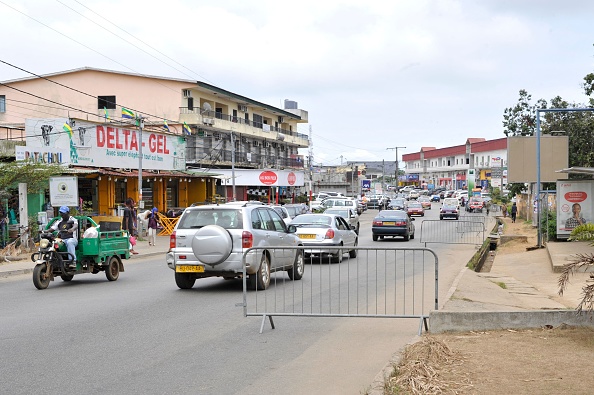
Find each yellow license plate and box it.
[383,222,396,225]
[176,265,205,273]
[299,234,316,239]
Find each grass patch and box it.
[496,282,507,289]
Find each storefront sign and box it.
[199,169,304,186]
[16,146,69,164]
[49,176,79,206]
[26,118,186,170]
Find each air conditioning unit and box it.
[253,141,260,147]
[278,116,284,123]
[203,118,214,125]
[238,105,248,112]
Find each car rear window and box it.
[178,208,243,229]
[379,211,407,219]
[292,215,332,226]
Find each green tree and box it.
[0,161,63,198]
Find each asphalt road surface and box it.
[0,201,480,394]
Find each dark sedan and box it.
[387,198,406,210]
[372,210,415,241]
[440,204,459,220]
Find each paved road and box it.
[0,201,481,394]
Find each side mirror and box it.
[410,217,415,221]
[287,224,297,233]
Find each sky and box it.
[1,0,594,168]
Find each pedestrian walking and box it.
[147,207,159,246]
[501,204,508,218]
[511,202,517,223]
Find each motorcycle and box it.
[32,228,124,290]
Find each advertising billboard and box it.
[557,180,594,239]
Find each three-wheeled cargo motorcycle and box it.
[32,216,130,290]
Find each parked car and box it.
[371,210,415,241]
[388,197,406,210]
[418,196,432,209]
[271,205,294,225]
[440,204,460,220]
[323,207,360,234]
[290,213,358,263]
[284,203,310,217]
[166,203,304,290]
[406,201,425,217]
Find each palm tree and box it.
[558,223,594,313]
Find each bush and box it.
[541,209,557,241]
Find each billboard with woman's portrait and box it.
[557,180,593,239]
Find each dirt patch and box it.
[386,325,594,394]
[496,217,538,254]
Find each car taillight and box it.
[324,229,335,239]
[242,231,253,248]
[373,220,382,226]
[396,221,406,226]
[169,231,176,249]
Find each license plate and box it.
[383,222,395,225]
[176,265,205,273]
[299,234,316,239]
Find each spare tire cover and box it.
[191,225,233,266]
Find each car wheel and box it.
[349,239,358,258]
[248,253,271,290]
[175,272,196,289]
[372,234,378,241]
[440,215,443,220]
[333,245,344,263]
[410,231,415,240]
[287,250,304,280]
[403,233,410,241]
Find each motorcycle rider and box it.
[50,206,79,268]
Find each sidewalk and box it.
[0,234,170,278]
[431,216,594,332]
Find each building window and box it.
[98,95,116,110]
[0,95,5,113]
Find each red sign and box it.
[564,191,587,203]
[259,171,278,185]
[287,172,296,185]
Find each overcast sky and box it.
[2,0,593,167]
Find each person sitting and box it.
[50,206,79,268]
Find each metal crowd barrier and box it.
[240,246,438,335]
[420,218,486,246]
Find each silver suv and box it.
[166,203,304,290]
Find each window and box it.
[0,95,5,113]
[98,95,116,110]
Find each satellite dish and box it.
[277,133,285,141]
[202,102,212,113]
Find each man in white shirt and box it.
[50,206,79,268]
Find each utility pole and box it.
[387,146,406,187]
[231,131,236,201]
[137,116,144,208]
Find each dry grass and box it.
[386,337,473,394]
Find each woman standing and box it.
[122,197,138,254]
[147,207,159,246]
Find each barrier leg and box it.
[259,314,275,334]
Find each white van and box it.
[442,198,460,209]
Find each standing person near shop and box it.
[147,207,159,246]
[122,197,138,254]
[511,202,518,223]
[50,206,78,268]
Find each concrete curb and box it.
[429,310,594,333]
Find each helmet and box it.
[152,207,158,213]
[59,206,70,213]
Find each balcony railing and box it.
[180,107,309,141]
[187,147,305,169]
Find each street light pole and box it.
[387,146,406,187]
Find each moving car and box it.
[430,194,441,202]
[418,196,432,209]
[290,213,358,263]
[388,197,406,210]
[408,190,420,200]
[406,201,425,217]
[166,203,304,290]
[440,204,459,220]
[371,210,415,241]
[323,207,360,234]
[467,197,485,213]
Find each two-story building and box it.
[0,67,309,214]
[402,137,507,190]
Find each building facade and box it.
[0,68,309,213]
[402,137,507,190]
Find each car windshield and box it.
[177,208,243,229]
[292,215,332,227]
[378,211,407,219]
[408,203,422,208]
[326,209,349,218]
[442,205,457,210]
